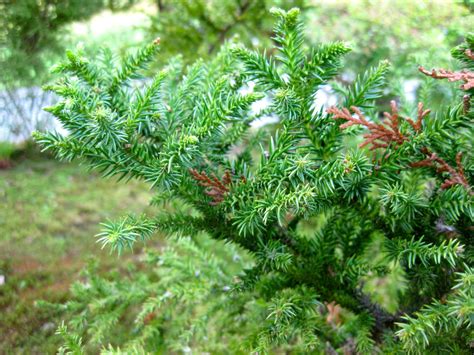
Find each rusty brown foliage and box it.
[465,49,474,60]
[411,149,471,191]
[418,66,474,91]
[189,169,233,205]
[327,100,429,151]
[328,102,471,192]
[326,301,342,327]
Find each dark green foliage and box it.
[36,8,473,354]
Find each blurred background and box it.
[0,0,473,352]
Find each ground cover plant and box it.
[34,7,473,353]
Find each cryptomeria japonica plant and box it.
[35,8,473,354]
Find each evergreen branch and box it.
[154,213,208,238]
[96,215,157,255]
[419,66,474,91]
[396,266,473,351]
[384,236,463,268]
[32,131,86,161]
[127,69,168,133]
[34,9,474,353]
[232,47,283,89]
[353,314,376,354]
[56,322,85,355]
[379,183,428,227]
[52,48,100,87]
[273,87,303,120]
[270,7,305,79]
[451,33,474,69]
[343,60,390,108]
[110,38,161,91]
[255,239,293,272]
[354,287,400,338]
[305,42,351,86]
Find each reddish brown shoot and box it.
[328,102,470,192]
[190,169,232,205]
[411,150,471,192]
[327,100,429,151]
[326,301,342,326]
[418,66,474,91]
[465,49,474,60]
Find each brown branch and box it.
[411,149,471,192]
[354,286,402,341]
[326,301,342,326]
[328,102,471,192]
[156,0,165,12]
[327,101,429,151]
[465,49,474,61]
[190,169,245,205]
[405,102,430,132]
[463,95,470,115]
[418,66,474,91]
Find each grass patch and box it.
[0,156,155,353]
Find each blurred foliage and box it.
[1,0,103,86]
[0,0,140,87]
[462,0,474,12]
[148,0,309,62]
[307,0,474,112]
[309,0,473,75]
[0,141,16,160]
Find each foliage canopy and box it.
[35,8,473,354]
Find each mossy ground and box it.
[0,154,154,353]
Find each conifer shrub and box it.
[35,8,473,354]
